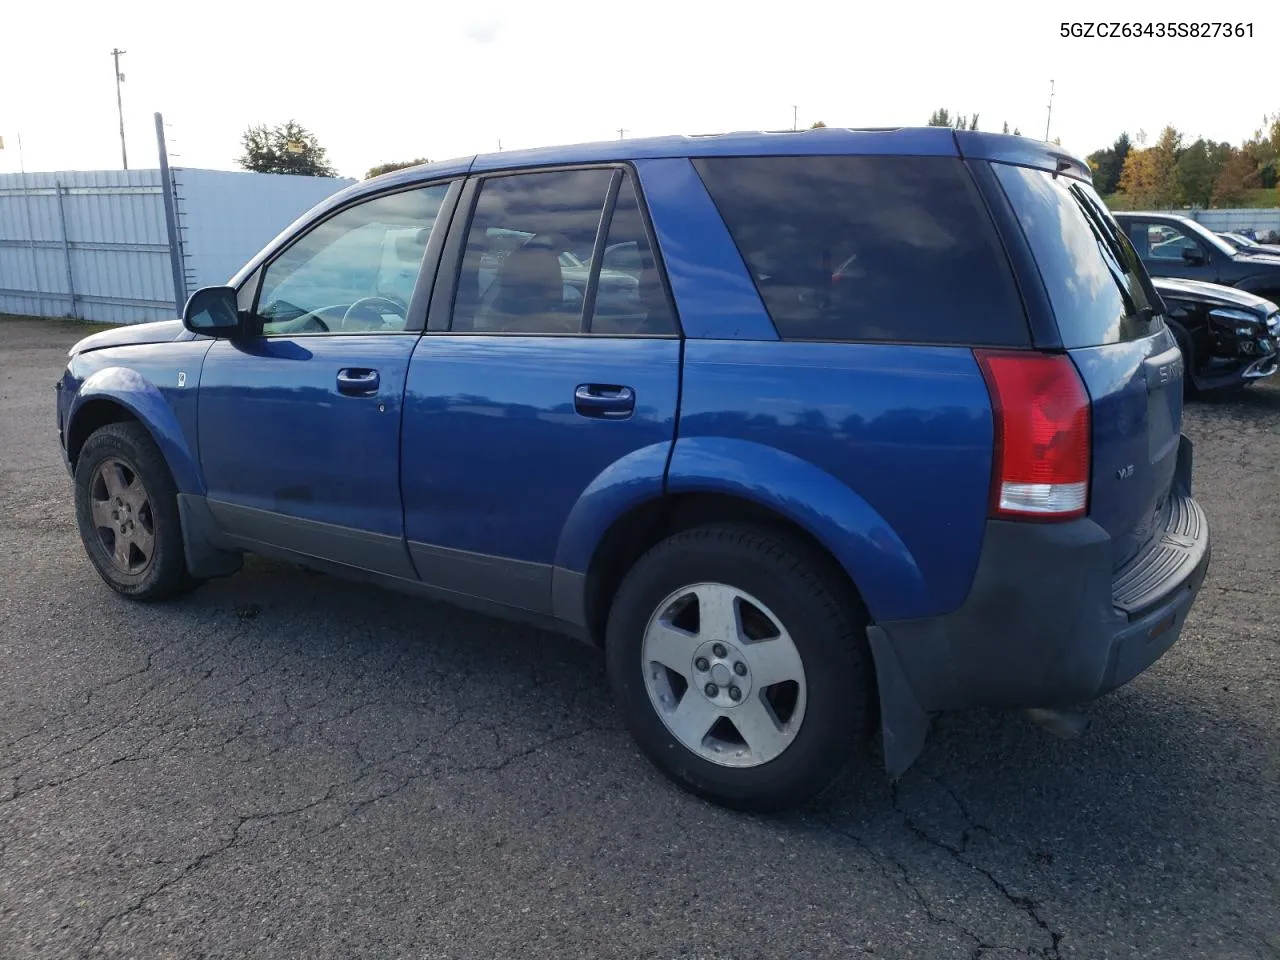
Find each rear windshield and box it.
[692,156,1029,345]
[993,163,1162,348]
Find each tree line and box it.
[237,113,1280,210]
[1089,116,1279,208]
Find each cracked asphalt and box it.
[1,316,1278,959]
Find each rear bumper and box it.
[869,435,1210,775]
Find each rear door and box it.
[400,166,681,613]
[993,165,1181,569]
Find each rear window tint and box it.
[993,163,1161,348]
[692,156,1028,345]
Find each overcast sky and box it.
[1,0,1275,180]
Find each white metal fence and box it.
[0,167,354,324]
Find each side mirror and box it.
[1181,246,1207,266]
[182,286,243,338]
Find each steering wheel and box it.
[340,296,407,332]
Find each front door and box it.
[198,181,455,577]
[1126,219,1219,282]
[400,167,682,612]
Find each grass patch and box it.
[1104,187,1280,211]
[0,313,121,335]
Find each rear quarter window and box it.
[992,163,1161,348]
[691,156,1028,346]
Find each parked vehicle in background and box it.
[1152,276,1279,393]
[1114,212,1280,304]
[55,128,1211,811]
[1218,232,1280,257]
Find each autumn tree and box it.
[1211,148,1260,207]
[238,121,337,177]
[365,158,430,179]
[809,120,827,129]
[1117,126,1183,208]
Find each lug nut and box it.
[704,683,718,697]
[694,657,710,672]
[728,685,742,702]
[712,643,727,658]
[733,662,747,677]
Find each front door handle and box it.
[337,368,380,397]
[574,384,635,419]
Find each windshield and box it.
[993,163,1161,348]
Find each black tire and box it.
[73,421,197,601]
[605,523,876,812]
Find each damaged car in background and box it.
[1154,276,1279,394]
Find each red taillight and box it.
[974,350,1091,521]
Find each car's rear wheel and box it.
[605,523,875,812]
[74,422,196,600]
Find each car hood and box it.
[1152,276,1275,313]
[1232,251,1280,266]
[68,319,190,357]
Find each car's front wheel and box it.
[606,524,876,812]
[73,422,195,600]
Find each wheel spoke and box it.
[665,691,721,748]
[693,584,742,644]
[746,635,806,689]
[130,525,155,563]
[734,695,793,764]
[101,461,127,499]
[124,477,149,511]
[645,619,698,677]
[113,530,132,570]
[90,497,115,529]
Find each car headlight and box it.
[1209,306,1261,324]
[1267,313,1279,334]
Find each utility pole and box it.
[1044,79,1054,143]
[792,105,798,131]
[617,127,628,139]
[111,48,128,169]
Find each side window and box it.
[588,173,678,336]
[451,169,613,334]
[255,183,451,336]
[1131,222,1201,261]
[692,156,1027,345]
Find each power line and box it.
[617,127,628,140]
[111,48,128,169]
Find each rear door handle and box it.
[337,368,380,396]
[574,384,635,418]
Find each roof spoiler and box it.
[952,130,1092,183]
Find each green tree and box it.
[1086,133,1130,196]
[237,120,337,177]
[1176,139,1220,207]
[365,158,430,179]
[927,109,978,131]
[809,120,827,129]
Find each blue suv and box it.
[56,129,1211,811]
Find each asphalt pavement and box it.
[1,316,1277,959]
